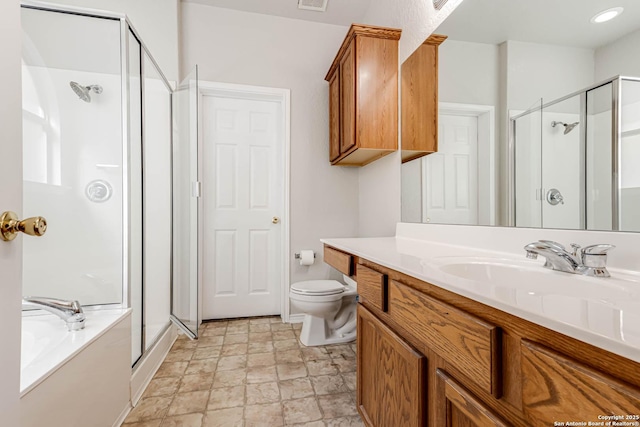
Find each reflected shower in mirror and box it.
[400,0,640,232]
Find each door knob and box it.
[272,216,280,224]
[1,211,47,242]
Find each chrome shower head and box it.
[564,122,579,135]
[69,81,103,103]
[551,121,580,135]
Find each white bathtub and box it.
[21,308,132,427]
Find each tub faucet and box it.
[524,240,615,278]
[23,297,86,331]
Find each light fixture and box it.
[590,7,624,24]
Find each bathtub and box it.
[21,308,132,427]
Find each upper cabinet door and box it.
[339,41,356,156]
[325,24,401,166]
[329,72,341,162]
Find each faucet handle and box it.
[579,244,615,277]
[570,243,581,257]
[581,244,615,255]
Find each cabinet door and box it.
[521,340,640,426]
[436,370,509,427]
[357,305,426,427]
[329,71,341,161]
[339,41,356,155]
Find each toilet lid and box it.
[291,280,345,296]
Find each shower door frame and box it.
[509,75,640,230]
[21,1,180,367]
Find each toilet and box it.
[290,275,358,347]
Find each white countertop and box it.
[321,235,640,363]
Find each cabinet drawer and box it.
[357,264,387,312]
[388,280,502,396]
[521,340,640,425]
[323,245,353,276]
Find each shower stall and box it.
[21,3,199,367]
[511,76,640,232]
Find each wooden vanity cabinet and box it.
[322,244,640,427]
[357,305,426,427]
[401,34,447,163]
[325,24,401,167]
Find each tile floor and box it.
[123,317,363,427]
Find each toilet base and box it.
[299,313,356,347]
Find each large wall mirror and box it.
[401,0,640,232]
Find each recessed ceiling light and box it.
[590,7,624,24]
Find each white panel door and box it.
[0,0,23,423]
[423,115,478,224]
[203,94,282,319]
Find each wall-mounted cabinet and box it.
[325,24,401,166]
[401,34,447,163]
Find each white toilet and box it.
[290,275,358,346]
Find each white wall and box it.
[180,4,360,290]
[505,41,595,111]
[0,0,22,424]
[356,0,464,237]
[38,0,179,82]
[595,28,640,81]
[439,40,500,107]
[22,68,123,305]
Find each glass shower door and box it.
[171,66,199,338]
[513,99,543,227]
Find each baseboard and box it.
[288,314,305,324]
[113,403,132,427]
[130,325,179,406]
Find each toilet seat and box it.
[290,280,346,296]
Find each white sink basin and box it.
[439,260,540,283]
[427,257,640,312]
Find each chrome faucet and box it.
[524,240,615,278]
[23,297,86,331]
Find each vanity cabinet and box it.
[325,24,401,166]
[357,305,426,427]
[401,34,447,163]
[322,244,640,427]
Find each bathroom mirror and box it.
[400,0,640,232]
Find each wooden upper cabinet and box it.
[329,72,341,161]
[401,34,447,163]
[325,24,401,166]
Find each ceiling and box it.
[182,0,372,27]
[437,0,640,49]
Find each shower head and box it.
[69,81,103,103]
[551,120,580,135]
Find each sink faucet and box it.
[524,241,615,278]
[23,297,86,331]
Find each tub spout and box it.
[23,297,86,331]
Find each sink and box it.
[427,256,640,313]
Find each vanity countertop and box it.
[321,235,640,364]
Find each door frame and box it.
[198,81,292,322]
[433,102,496,225]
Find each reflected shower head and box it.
[69,81,103,103]
[551,120,580,135]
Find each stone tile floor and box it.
[123,317,363,427]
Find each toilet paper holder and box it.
[294,252,316,259]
